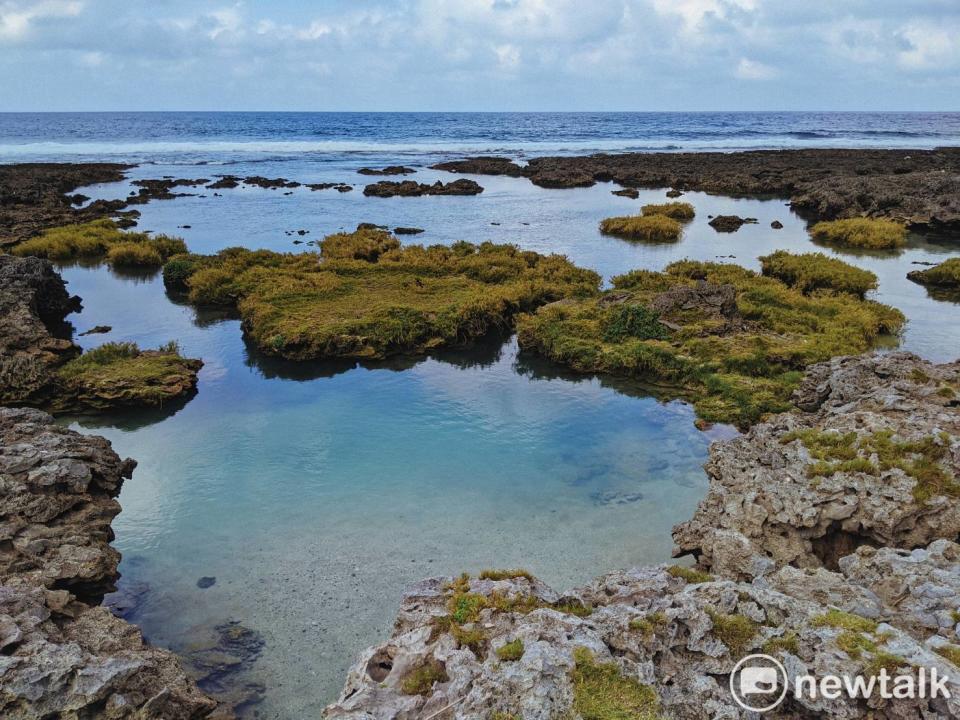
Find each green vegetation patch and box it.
[759,250,878,298]
[811,609,878,634]
[706,609,758,656]
[639,202,695,220]
[599,214,682,242]
[571,647,662,720]
[517,260,904,428]
[479,569,534,581]
[908,258,960,289]
[13,219,186,268]
[163,233,600,360]
[496,638,525,662]
[782,428,958,503]
[55,341,199,410]
[401,660,449,695]
[666,565,713,584]
[629,612,667,638]
[935,643,960,667]
[762,631,800,655]
[319,227,400,261]
[810,218,907,250]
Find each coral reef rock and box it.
[0,406,221,718]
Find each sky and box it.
[0,0,958,111]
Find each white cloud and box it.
[494,43,520,69]
[0,0,81,40]
[735,57,777,80]
[896,21,960,70]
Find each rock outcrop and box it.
[432,148,960,232]
[0,407,220,718]
[0,163,131,247]
[708,214,758,232]
[673,352,960,579]
[362,180,484,197]
[326,352,960,719]
[0,255,81,408]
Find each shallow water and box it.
[48,156,960,718]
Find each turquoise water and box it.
[51,158,960,718]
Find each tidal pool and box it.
[59,158,960,718]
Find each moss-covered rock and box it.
[810,218,907,250]
[11,219,186,268]
[907,258,960,289]
[599,214,682,242]
[52,341,202,413]
[760,250,878,298]
[517,261,904,427]
[164,230,600,360]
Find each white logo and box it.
[730,654,788,712]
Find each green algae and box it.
[517,260,904,428]
[163,231,600,360]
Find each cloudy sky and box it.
[1,0,958,111]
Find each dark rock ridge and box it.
[611,187,640,198]
[357,166,416,176]
[206,175,301,190]
[708,214,759,232]
[0,163,131,247]
[326,353,960,719]
[0,255,81,408]
[0,407,221,718]
[433,148,960,232]
[362,179,484,197]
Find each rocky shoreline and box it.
[325,352,960,719]
[0,406,221,718]
[433,148,960,233]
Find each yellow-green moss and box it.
[479,569,534,581]
[571,647,662,720]
[810,218,907,250]
[762,632,800,655]
[836,631,877,659]
[759,251,878,298]
[908,258,960,290]
[934,643,960,667]
[784,429,959,503]
[401,660,449,695]
[812,609,878,634]
[451,624,488,655]
[640,202,695,220]
[163,234,600,360]
[516,260,904,428]
[667,565,713,584]
[629,612,667,638]
[706,609,758,656]
[496,638,525,662]
[319,227,400,261]
[863,651,908,678]
[491,713,520,720]
[599,214,682,242]
[55,341,198,409]
[13,219,186,267]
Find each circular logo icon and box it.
[729,653,788,713]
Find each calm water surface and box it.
[11,117,954,718]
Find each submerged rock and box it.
[708,214,758,232]
[363,179,484,197]
[357,166,416,176]
[430,156,524,177]
[611,187,640,199]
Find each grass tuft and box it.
[666,565,713,584]
[13,219,186,267]
[401,660,448,696]
[706,609,758,656]
[571,647,663,720]
[599,214,682,242]
[810,218,907,250]
[759,250,878,298]
[479,569,534,581]
[496,638,525,662]
[640,202,695,220]
[907,258,960,289]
